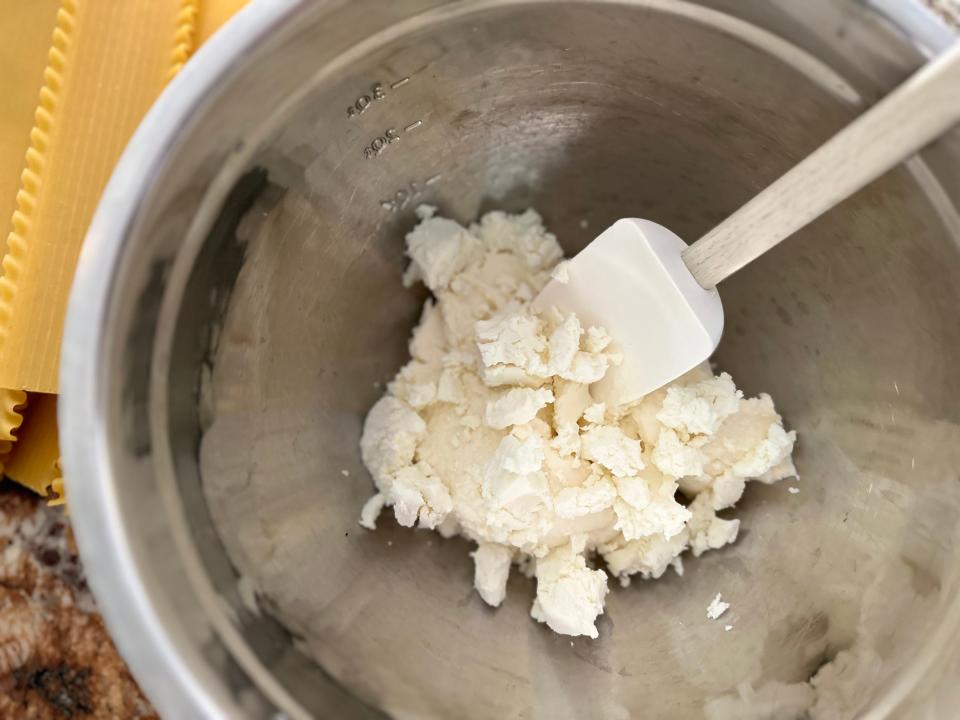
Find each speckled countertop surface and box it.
[0,485,155,719]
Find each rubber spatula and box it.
[533,42,960,405]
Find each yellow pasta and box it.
[4,392,58,500]
[0,0,62,262]
[1,0,247,502]
[0,0,199,393]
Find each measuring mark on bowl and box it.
[380,175,442,212]
[346,82,387,119]
[346,76,411,119]
[362,115,424,158]
[362,129,401,159]
[346,76,426,159]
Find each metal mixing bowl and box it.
[61,1,960,718]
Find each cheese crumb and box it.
[485,387,555,429]
[471,543,514,607]
[359,493,385,530]
[658,373,742,437]
[403,214,480,290]
[531,539,608,638]
[707,593,730,620]
[583,403,606,424]
[581,425,644,478]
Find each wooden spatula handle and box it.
[683,42,960,290]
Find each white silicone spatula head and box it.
[533,42,960,404]
[532,219,722,405]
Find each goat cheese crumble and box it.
[359,207,797,638]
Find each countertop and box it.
[0,484,155,719]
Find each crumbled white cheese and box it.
[580,425,644,478]
[687,492,740,556]
[553,379,591,425]
[706,593,730,620]
[476,313,548,373]
[613,475,691,541]
[554,477,618,518]
[471,209,564,270]
[409,299,445,363]
[652,427,705,478]
[671,557,684,577]
[548,313,584,372]
[390,461,453,529]
[359,492,386,529]
[358,208,797,638]
[657,373,742,437]
[530,539,608,638]
[436,367,463,404]
[708,472,748,511]
[731,423,796,477]
[485,387,555,429]
[471,543,514,607]
[559,350,609,385]
[479,433,556,549]
[601,529,689,580]
[582,402,606,424]
[403,214,481,291]
[585,326,612,353]
[359,396,426,484]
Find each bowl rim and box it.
[59,1,304,717]
[59,0,960,718]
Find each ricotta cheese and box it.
[358,208,797,637]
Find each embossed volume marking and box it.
[390,77,410,89]
[404,120,423,132]
[347,82,386,119]
[379,177,438,211]
[363,128,401,159]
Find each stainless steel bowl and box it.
[61,1,960,718]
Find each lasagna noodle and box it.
[0,0,198,393]
[0,390,28,475]
[0,0,62,259]
[1,0,246,500]
[4,393,59,500]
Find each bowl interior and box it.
[161,2,960,718]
